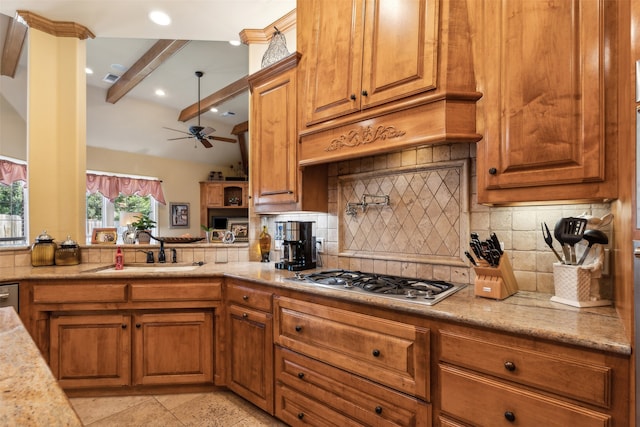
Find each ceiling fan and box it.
[164,71,237,148]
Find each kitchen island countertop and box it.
[0,306,82,426]
[2,261,631,355]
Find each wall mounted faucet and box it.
[345,194,391,217]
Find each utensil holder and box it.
[473,255,518,300]
[551,262,610,307]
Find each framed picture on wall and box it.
[170,203,190,228]
[229,222,249,242]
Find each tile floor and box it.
[69,391,287,426]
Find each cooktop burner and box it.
[287,269,465,306]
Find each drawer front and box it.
[130,280,221,301]
[439,330,611,407]
[33,283,127,303]
[276,383,364,427]
[439,365,611,427]
[274,296,429,399]
[226,280,272,312]
[276,347,430,427]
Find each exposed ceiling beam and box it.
[178,75,249,122]
[1,15,28,78]
[106,39,190,104]
[231,121,249,175]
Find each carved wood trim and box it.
[178,75,249,122]
[325,125,407,152]
[239,9,296,44]
[16,10,95,40]
[106,40,190,104]
[1,16,28,78]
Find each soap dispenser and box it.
[115,247,124,270]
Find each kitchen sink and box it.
[94,263,204,273]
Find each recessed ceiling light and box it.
[85,67,94,74]
[149,10,171,26]
[229,40,241,47]
[210,107,218,113]
[155,89,166,97]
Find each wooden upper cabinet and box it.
[476,0,618,204]
[303,0,437,126]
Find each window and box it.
[0,181,27,247]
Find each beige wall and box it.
[0,95,27,160]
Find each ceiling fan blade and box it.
[200,126,215,136]
[163,127,191,135]
[208,136,237,143]
[199,138,213,148]
[167,136,194,141]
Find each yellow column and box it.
[26,28,87,243]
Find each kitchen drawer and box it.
[226,280,272,312]
[274,296,429,399]
[33,283,127,303]
[276,383,363,427]
[439,364,610,427]
[439,329,611,407]
[130,280,221,301]
[276,347,430,427]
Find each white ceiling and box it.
[0,0,296,166]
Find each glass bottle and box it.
[259,225,272,262]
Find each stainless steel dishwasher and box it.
[0,283,19,312]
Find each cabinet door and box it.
[360,0,438,109]
[251,65,298,208]
[227,305,274,413]
[50,313,131,389]
[203,183,223,207]
[477,0,615,203]
[133,311,213,385]
[302,0,364,125]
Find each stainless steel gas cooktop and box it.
[286,269,466,306]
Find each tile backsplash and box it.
[261,143,612,296]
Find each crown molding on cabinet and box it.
[16,10,95,40]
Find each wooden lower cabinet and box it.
[50,313,131,389]
[275,347,431,427]
[133,311,213,386]
[50,311,214,389]
[227,304,274,413]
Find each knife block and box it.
[473,254,518,300]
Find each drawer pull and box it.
[297,372,305,379]
[504,411,516,422]
[295,325,303,332]
[375,406,383,414]
[297,413,304,419]
[0,293,9,300]
[135,323,141,328]
[504,361,516,371]
[242,313,248,318]
[121,324,127,329]
[242,295,249,300]
[372,349,380,357]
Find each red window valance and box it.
[86,173,166,205]
[0,160,27,186]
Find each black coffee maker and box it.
[275,221,316,271]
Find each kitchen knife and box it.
[464,251,478,266]
[490,232,503,255]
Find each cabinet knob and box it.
[504,411,516,422]
[350,93,357,101]
[504,361,516,371]
[121,324,127,329]
[135,323,141,329]
[242,313,248,318]
[375,406,383,414]
[295,325,302,332]
[489,167,497,175]
[372,349,380,357]
[242,295,249,300]
[297,413,304,419]
[297,372,305,379]
[361,90,369,97]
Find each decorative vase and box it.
[259,225,272,262]
[137,230,151,244]
[123,224,137,244]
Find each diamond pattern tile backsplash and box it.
[339,161,468,264]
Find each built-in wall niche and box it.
[223,186,244,207]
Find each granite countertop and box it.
[1,261,631,355]
[0,307,82,426]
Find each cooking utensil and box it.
[577,229,609,266]
[553,220,570,263]
[542,222,563,262]
[559,217,587,264]
[464,251,478,266]
[490,232,503,255]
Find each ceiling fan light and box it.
[149,11,171,26]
